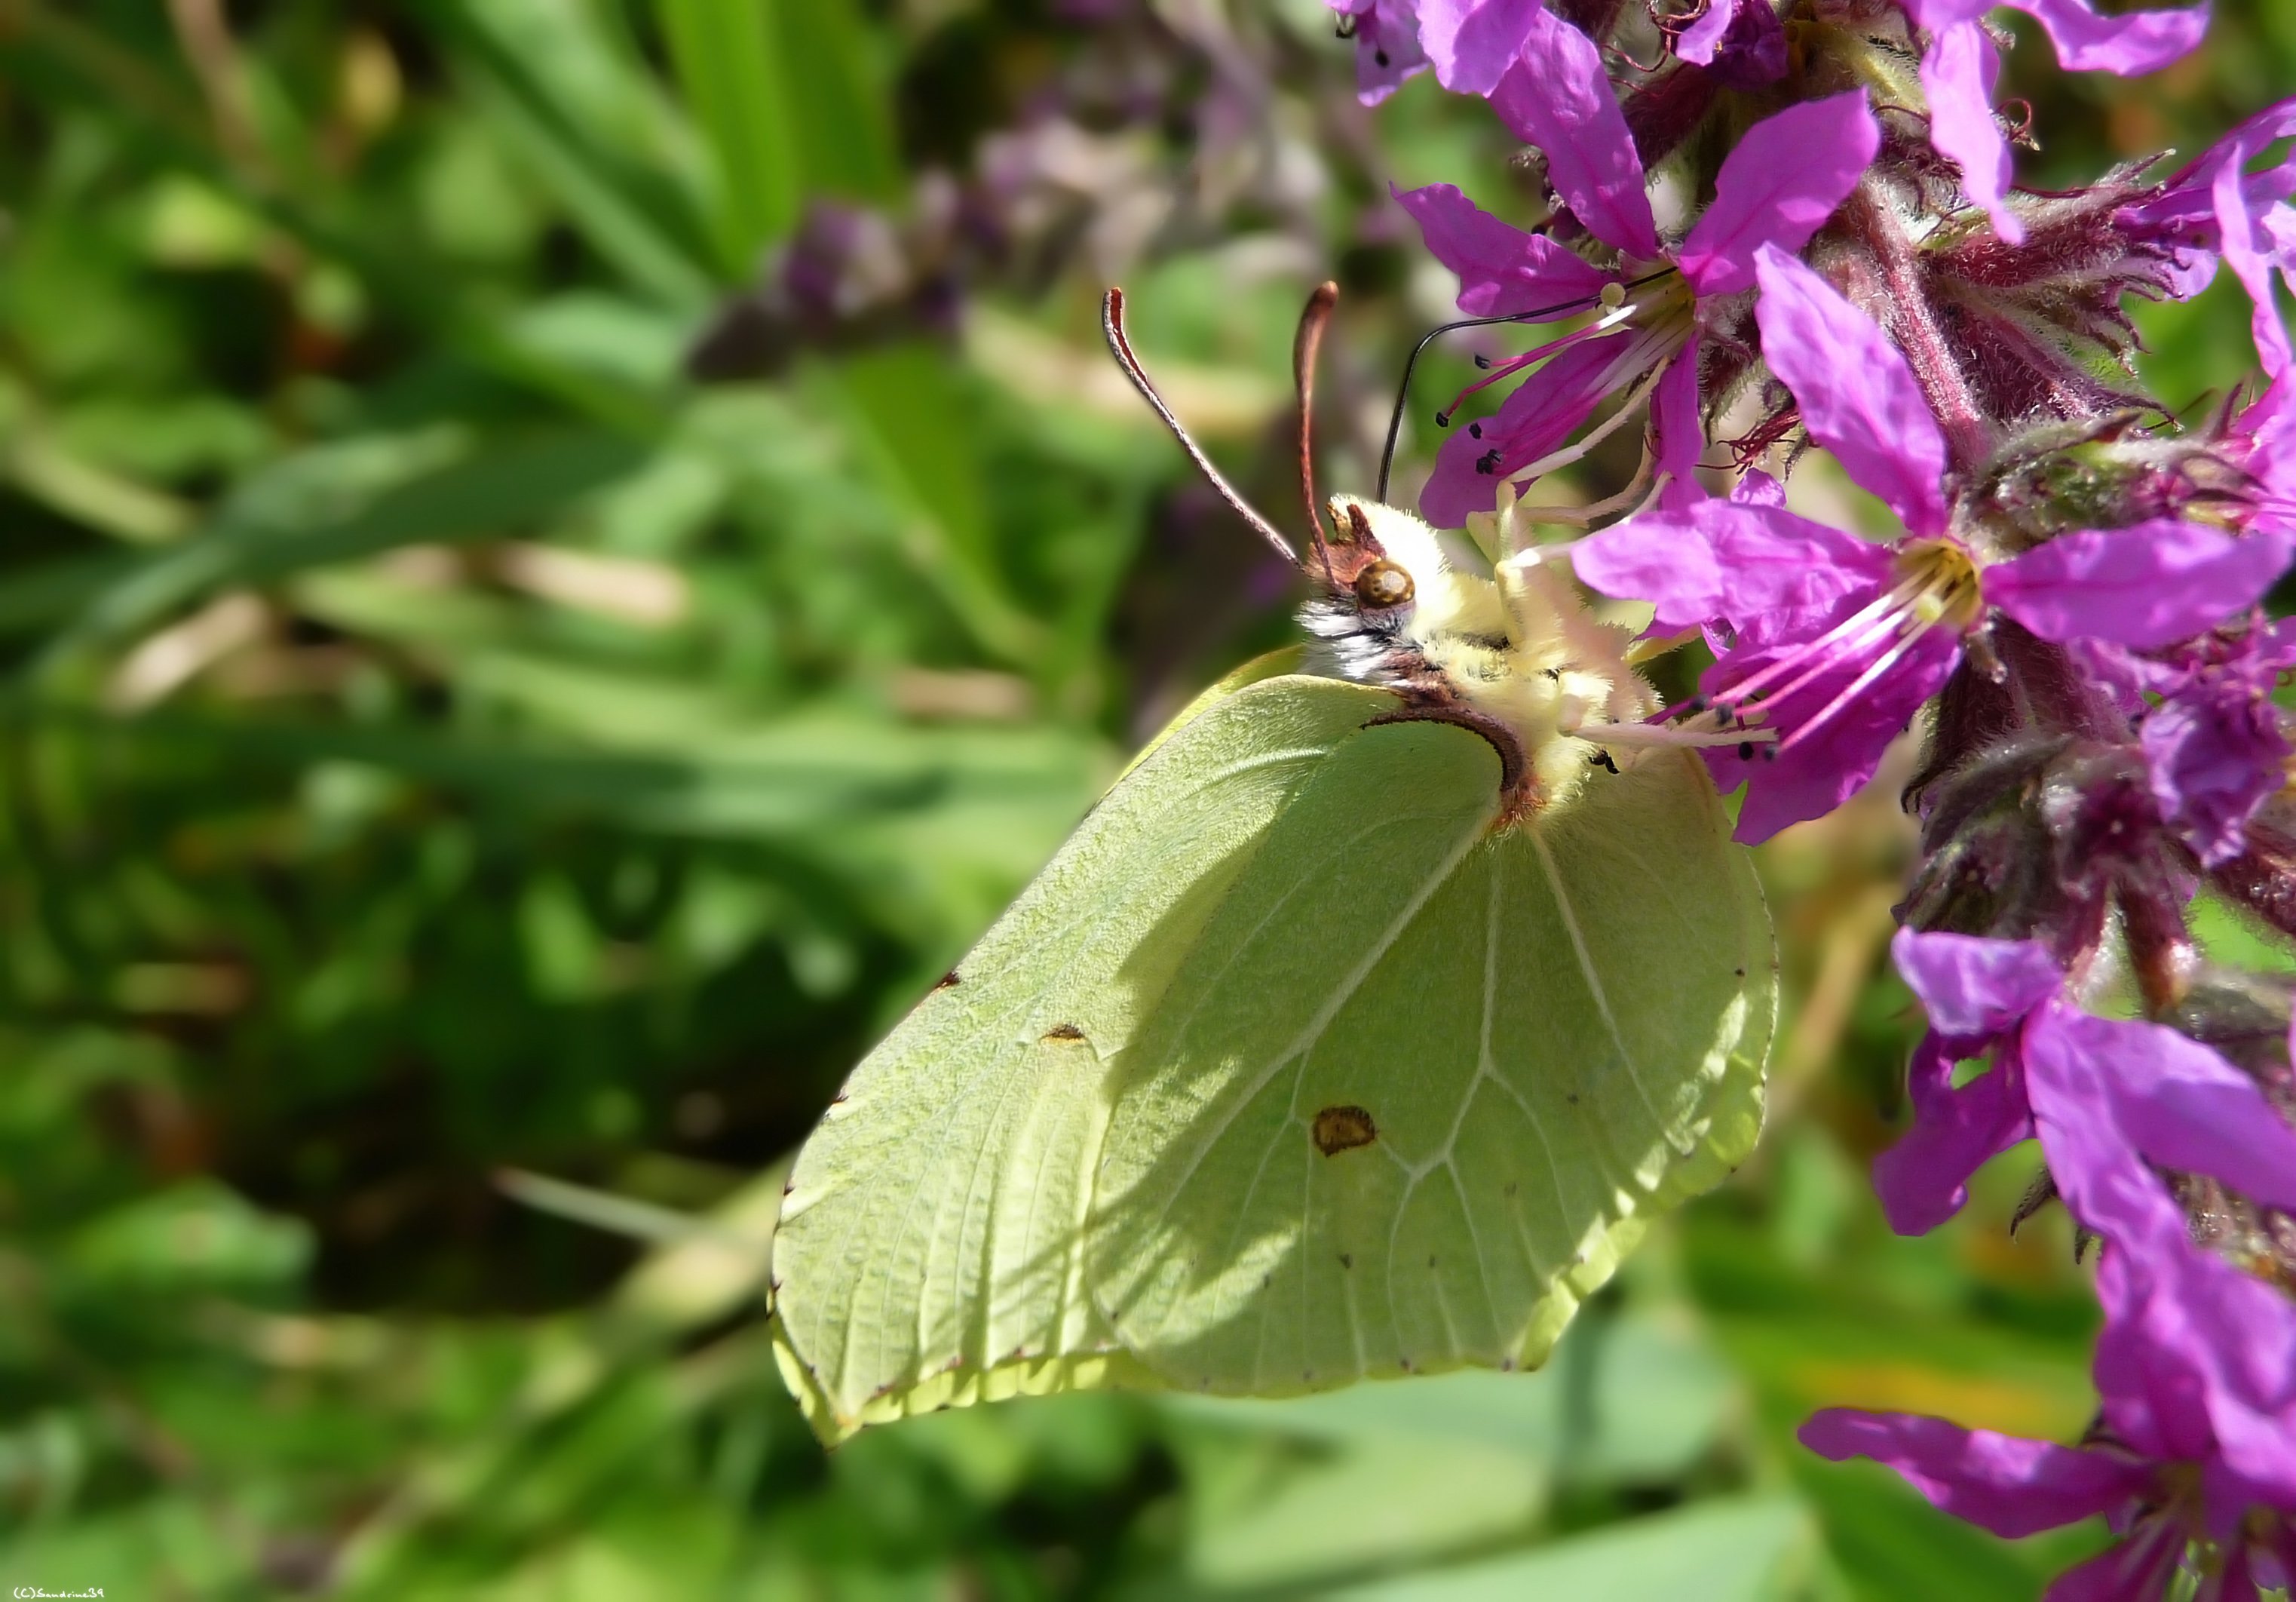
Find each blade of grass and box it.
[35,431,648,674]
[655,0,797,274]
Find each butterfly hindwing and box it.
[1088,738,1773,1394]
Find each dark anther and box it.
[1475,449,1502,473]
[1761,744,1779,762]
[1433,410,1451,428]
[1738,741,1756,760]
[1685,695,1709,714]
[1467,422,1483,438]
[1374,47,1390,65]
[1590,750,1619,773]
[1474,354,1491,369]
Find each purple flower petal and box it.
[1571,501,1889,634]
[2216,141,2296,376]
[1704,615,1963,842]
[2033,1009,2296,1216]
[1392,183,1614,316]
[1418,330,1633,526]
[2143,683,2288,867]
[1488,10,1661,260]
[2040,1521,2188,1602]
[1415,0,1540,97]
[2022,1028,2203,1254]
[1697,0,1789,89]
[1651,341,1705,509]
[1732,470,1786,507]
[1899,0,1991,23]
[1921,23,2023,244]
[1890,928,2062,1036]
[1331,0,1430,105]
[1873,1031,2034,1235]
[1675,0,1735,63]
[1798,1410,2145,1538]
[1753,245,1953,532]
[1677,94,1881,298]
[2012,0,2207,75]
[1986,523,2296,650]
[2089,1189,2296,1498]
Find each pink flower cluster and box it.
[1336,2,2296,1594]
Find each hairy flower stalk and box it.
[1340,1,2296,1592]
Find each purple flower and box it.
[1414,0,1543,97]
[1329,0,1554,103]
[2117,100,2296,308]
[1329,0,1431,105]
[2087,621,2296,867]
[1869,927,2296,1237]
[1807,939,2296,1594]
[1571,248,2294,842]
[1399,88,1880,525]
[1807,1073,2296,1595]
[1672,0,1787,87]
[1904,0,2209,245]
[1798,1405,2296,1598]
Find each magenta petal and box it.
[2040,1522,2188,1602]
[1332,0,1430,104]
[1731,470,1785,507]
[1921,23,2023,245]
[1571,502,1888,634]
[2012,0,2207,75]
[1488,11,1660,259]
[1393,184,1614,316]
[2215,143,2296,376]
[2046,1009,2296,1214]
[1900,0,1991,23]
[1890,928,2061,1036]
[1675,0,1735,63]
[2143,685,2288,867]
[1415,0,1540,97]
[1706,619,1962,843]
[1678,94,1881,298]
[1873,1032,2034,1235]
[1652,341,1704,509]
[1986,523,2296,650]
[1798,1410,2146,1538]
[1753,246,1952,532]
[1418,330,1631,526]
[2022,1022,2203,1252]
[2090,1188,2296,1499]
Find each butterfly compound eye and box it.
[1353,560,1414,609]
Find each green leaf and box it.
[768,0,901,206]
[1329,1496,1816,1602]
[41,430,648,668]
[655,0,799,269]
[832,346,1049,669]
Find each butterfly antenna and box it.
[1374,268,1679,503]
[1102,287,1301,569]
[1292,281,1340,584]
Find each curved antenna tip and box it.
[1102,285,1302,571]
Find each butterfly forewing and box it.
[769,674,1397,1442]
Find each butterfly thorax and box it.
[1300,495,1658,815]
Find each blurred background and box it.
[0,2,2290,1595]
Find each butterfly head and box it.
[1101,281,1660,809]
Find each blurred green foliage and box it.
[0,2,2285,1596]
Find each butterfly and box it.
[771,283,1776,1444]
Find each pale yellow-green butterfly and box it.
[771,284,1776,1444]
